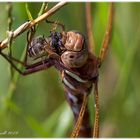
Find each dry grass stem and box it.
[99,2,114,63]
[0,1,67,50]
[85,2,95,54]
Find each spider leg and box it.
[99,2,114,65]
[1,26,36,67]
[0,31,36,68]
[24,26,36,65]
[0,51,53,76]
[0,26,53,76]
[93,81,99,138]
[46,19,65,32]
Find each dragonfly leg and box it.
[46,19,65,32]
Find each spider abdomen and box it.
[28,36,49,58]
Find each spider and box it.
[0,3,113,138]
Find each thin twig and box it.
[7,2,13,31]
[38,2,47,17]
[99,2,114,64]
[85,2,95,54]
[0,1,67,49]
[7,2,14,77]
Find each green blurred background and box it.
[0,2,140,138]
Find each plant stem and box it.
[0,1,67,49]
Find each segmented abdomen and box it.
[28,36,50,58]
[28,46,43,57]
[62,69,92,137]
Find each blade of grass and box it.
[25,3,33,21]
[42,102,73,137]
[3,45,27,114]
[38,3,48,17]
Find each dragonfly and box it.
[0,3,113,138]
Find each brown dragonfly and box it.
[0,3,113,138]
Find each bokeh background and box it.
[0,2,140,138]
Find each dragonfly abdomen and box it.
[62,69,92,137]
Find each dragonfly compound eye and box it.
[60,31,88,68]
[63,31,84,52]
